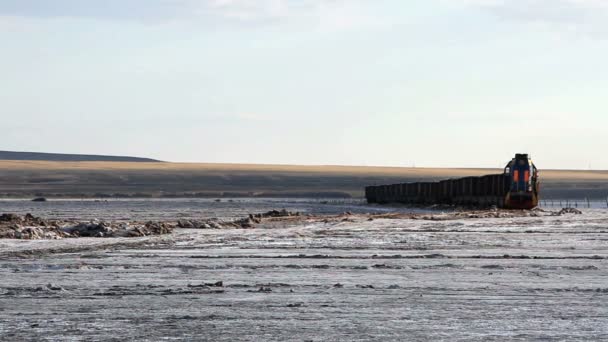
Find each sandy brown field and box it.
[0,160,606,198]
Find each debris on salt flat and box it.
[174,207,589,230]
[556,207,583,215]
[172,207,585,232]
[0,213,172,240]
[177,209,301,229]
[0,206,587,240]
[404,207,585,221]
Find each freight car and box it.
[365,154,539,209]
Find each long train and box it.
[365,154,540,209]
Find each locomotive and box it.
[504,154,540,209]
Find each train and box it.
[365,154,540,209]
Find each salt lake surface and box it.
[0,198,399,221]
[0,199,607,341]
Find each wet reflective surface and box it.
[1,200,607,341]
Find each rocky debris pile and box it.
[232,217,256,229]
[0,213,172,240]
[177,209,301,229]
[1,213,54,226]
[250,209,299,220]
[0,213,67,239]
[142,221,173,235]
[62,220,172,238]
[556,208,583,215]
[177,217,257,229]
[245,209,301,226]
[62,221,115,237]
[0,225,70,240]
[177,218,232,229]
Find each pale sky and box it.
[1,0,607,169]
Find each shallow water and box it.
[0,198,412,221]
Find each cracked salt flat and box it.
[0,199,607,341]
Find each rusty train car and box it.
[365,154,540,209]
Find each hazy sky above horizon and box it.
[1,0,607,169]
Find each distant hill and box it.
[0,151,161,163]
[0,160,606,199]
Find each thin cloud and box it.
[0,0,385,31]
[205,0,291,22]
[457,0,608,37]
[0,0,191,22]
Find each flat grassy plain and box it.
[0,160,607,199]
